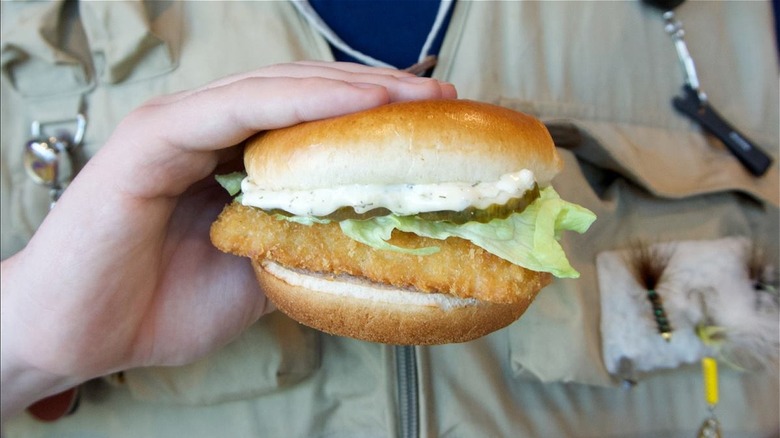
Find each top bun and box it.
[244,99,562,191]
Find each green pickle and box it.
[415,184,540,224]
[268,207,393,221]
[267,184,540,224]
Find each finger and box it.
[253,61,457,100]
[439,81,458,99]
[154,77,392,150]
[147,61,407,105]
[289,60,413,78]
[205,61,416,92]
[390,76,458,101]
[149,61,456,106]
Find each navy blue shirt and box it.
[308,0,454,71]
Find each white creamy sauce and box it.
[263,261,480,311]
[241,169,536,216]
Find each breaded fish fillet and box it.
[210,203,551,304]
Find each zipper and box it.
[395,345,419,438]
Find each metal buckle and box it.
[24,113,88,209]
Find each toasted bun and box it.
[245,99,562,191]
[255,261,530,345]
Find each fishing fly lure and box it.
[626,240,675,341]
[746,241,779,312]
[694,239,779,372]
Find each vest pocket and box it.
[498,97,778,206]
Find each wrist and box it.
[0,256,84,423]
[0,354,81,422]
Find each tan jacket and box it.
[2,1,778,437]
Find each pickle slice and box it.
[265,184,540,224]
[414,184,540,224]
[267,207,392,221]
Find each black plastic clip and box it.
[673,85,772,177]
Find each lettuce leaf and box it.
[340,218,440,256]
[275,214,331,226]
[215,171,246,197]
[339,187,595,278]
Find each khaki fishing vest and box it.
[2,2,777,437]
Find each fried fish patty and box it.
[210,202,551,304]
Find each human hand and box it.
[0,61,457,420]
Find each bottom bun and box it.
[253,260,533,345]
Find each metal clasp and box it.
[30,113,87,148]
[24,113,87,209]
[663,11,707,104]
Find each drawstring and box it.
[291,0,453,71]
[418,0,453,66]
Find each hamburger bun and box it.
[245,99,562,191]
[255,261,532,345]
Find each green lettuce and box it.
[339,187,595,278]
[340,217,440,256]
[275,214,331,226]
[214,171,245,196]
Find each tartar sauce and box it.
[241,169,536,217]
